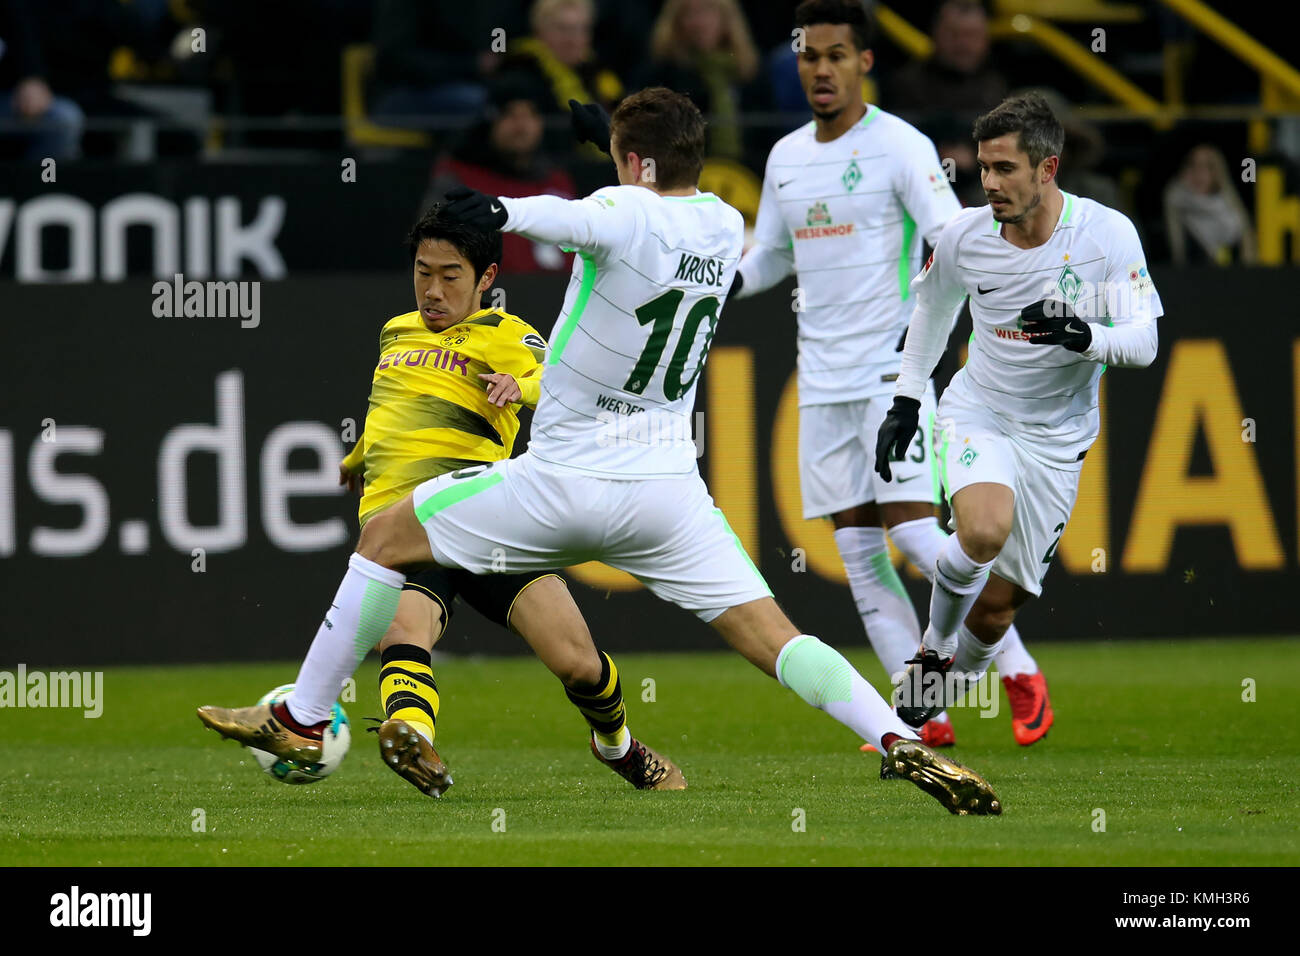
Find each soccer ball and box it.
[247,683,350,784]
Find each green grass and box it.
[2,638,1298,866]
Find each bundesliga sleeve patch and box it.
[1127,263,1154,297]
[521,332,547,350]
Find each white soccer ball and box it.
[247,683,350,784]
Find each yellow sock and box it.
[379,644,439,742]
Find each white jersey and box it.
[897,192,1162,463]
[742,105,961,405]
[500,185,744,478]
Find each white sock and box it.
[776,634,915,752]
[891,517,1035,681]
[287,552,406,724]
[833,526,920,684]
[995,624,1037,677]
[922,536,994,660]
[952,623,1003,690]
[593,726,631,761]
[887,516,949,581]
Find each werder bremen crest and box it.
[842,158,862,192]
[1057,265,1083,303]
[806,201,832,227]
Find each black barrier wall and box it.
[1,268,1297,665]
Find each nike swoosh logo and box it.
[977,284,1000,294]
[777,179,795,188]
[1065,322,1085,334]
[895,474,921,483]
[490,204,502,213]
[1024,694,1048,731]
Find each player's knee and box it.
[958,518,1011,564]
[356,509,408,569]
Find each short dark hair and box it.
[610,87,706,191]
[794,0,874,51]
[972,92,1065,168]
[406,204,502,281]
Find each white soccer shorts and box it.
[934,389,1084,597]
[798,380,941,519]
[410,454,772,622]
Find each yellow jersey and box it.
[341,307,546,524]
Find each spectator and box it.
[640,0,761,160]
[423,73,576,275]
[14,0,193,158]
[506,0,623,145]
[371,0,497,123]
[1164,144,1256,265]
[0,0,84,159]
[886,0,1007,122]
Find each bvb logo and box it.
[441,327,471,347]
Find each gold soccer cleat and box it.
[885,739,1002,816]
[196,701,324,765]
[590,735,687,791]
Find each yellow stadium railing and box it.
[990,15,1165,121]
[1158,0,1300,105]
[992,1,1143,23]
[341,44,431,149]
[873,5,932,60]
[874,5,1163,122]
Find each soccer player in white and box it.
[732,0,1046,748]
[876,92,1160,728]
[210,87,1002,815]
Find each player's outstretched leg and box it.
[197,497,431,764]
[711,598,1000,815]
[504,575,686,790]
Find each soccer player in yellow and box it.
[198,205,684,794]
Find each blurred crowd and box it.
[0,0,1287,267]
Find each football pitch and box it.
[2,638,1297,867]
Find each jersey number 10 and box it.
[623,290,721,400]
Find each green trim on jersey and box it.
[897,209,917,301]
[860,104,880,128]
[547,252,597,367]
[413,470,504,525]
[666,193,719,203]
[1061,192,1075,225]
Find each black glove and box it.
[568,99,611,153]
[874,396,921,482]
[1019,299,1092,352]
[441,186,507,231]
